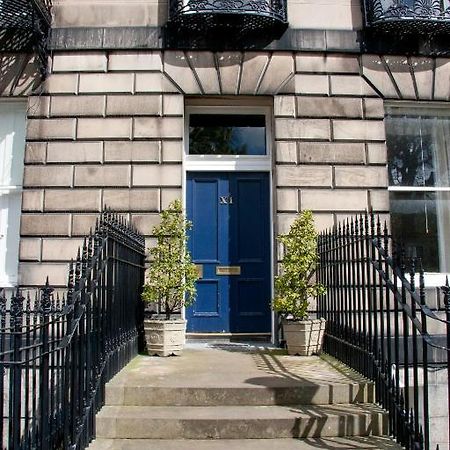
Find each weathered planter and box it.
[283,318,326,356]
[144,319,186,357]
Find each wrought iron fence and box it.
[317,213,450,450]
[0,211,145,450]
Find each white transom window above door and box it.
[184,102,272,172]
[0,101,26,287]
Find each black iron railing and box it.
[166,0,287,48]
[317,213,450,450]
[363,0,450,34]
[0,211,145,450]
[0,0,52,75]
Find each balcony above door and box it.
[363,0,450,34]
[166,0,288,49]
[0,0,52,74]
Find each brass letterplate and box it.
[195,264,203,279]
[216,266,241,276]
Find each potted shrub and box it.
[142,199,199,356]
[272,210,326,356]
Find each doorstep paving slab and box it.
[107,343,368,389]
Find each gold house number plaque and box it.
[216,266,241,276]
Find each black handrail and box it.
[317,213,450,450]
[0,210,146,450]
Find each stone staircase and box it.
[88,344,401,449]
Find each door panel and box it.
[186,172,271,333]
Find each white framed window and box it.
[184,105,272,172]
[385,103,450,283]
[0,101,26,287]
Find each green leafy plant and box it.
[272,210,325,321]
[142,199,199,320]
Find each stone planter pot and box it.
[144,318,186,357]
[283,318,326,356]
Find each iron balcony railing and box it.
[363,0,450,34]
[317,213,450,450]
[167,0,288,47]
[0,0,52,75]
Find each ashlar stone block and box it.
[333,120,385,141]
[330,75,377,96]
[74,165,130,187]
[42,238,84,261]
[47,142,103,163]
[369,190,389,211]
[275,141,298,163]
[134,117,183,139]
[295,54,360,74]
[131,214,161,235]
[71,214,100,236]
[299,143,365,164]
[27,96,50,117]
[297,97,363,118]
[24,143,47,164]
[77,118,132,139]
[19,263,68,286]
[367,143,387,164]
[44,74,78,94]
[104,141,160,163]
[274,96,296,118]
[27,118,76,140]
[106,95,161,116]
[22,190,44,211]
[133,165,182,187]
[19,238,41,261]
[135,73,180,94]
[162,141,182,162]
[163,95,183,116]
[23,166,73,187]
[334,166,388,188]
[276,166,332,187]
[301,189,368,211]
[53,52,107,72]
[44,189,101,211]
[276,189,298,212]
[294,74,329,95]
[51,95,106,117]
[108,52,163,72]
[103,189,160,212]
[78,73,134,94]
[161,188,182,209]
[275,118,330,140]
[21,214,71,236]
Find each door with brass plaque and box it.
[186,172,271,333]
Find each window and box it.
[189,114,266,156]
[184,104,271,172]
[386,107,450,273]
[0,102,26,287]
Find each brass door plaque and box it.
[216,266,241,276]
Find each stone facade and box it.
[17,48,450,286]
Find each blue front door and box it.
[186,172,271,333]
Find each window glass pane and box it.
[386,115,450,187]
[390,191,450,272]
[189,114,266,155]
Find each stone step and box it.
[96,403,388,440]
[106,383,375,407]
[88,436,403,450]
